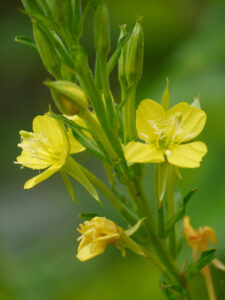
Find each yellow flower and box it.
[16,115,84,189]
[76,217,145,261]
[76,217,122,261]
[184,216,225,271]
[124,99,207,168]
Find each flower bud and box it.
[94,0,110,55]
[125,17,144,86]
[46,80,88,115]
[45,0,67,26]
[118,25,128,86]
[33,23,61,78]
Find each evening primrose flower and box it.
[124,99,207,168]
[76,217,145,261]
[184,216,225,271]
[16,114,84,189]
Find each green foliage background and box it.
[1,0,225,299]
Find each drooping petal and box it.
[24,165,61,189]
[67,128,85,154]
[124,141,164,163]
[16,151,51,170]
[167,102,206,143]
[167,142,207,168]
[136,99,166,143]
[204,226,217,245]
[76,239,106,261]
[33,115,69,158]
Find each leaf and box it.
[64,157,102,205]
[107,32,131,76]
[60,170,77,202]
[125,218,146,236]
[51,113,108,162]
[15,35,38,51]
[79,213,99,220]
[185,249,216,279]
[166,188,197,235]
[161,78,170,110]
[161,284,185,299]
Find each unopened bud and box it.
[33,23,61,78]
[191,97,202,109]
[125,17,144,86]
[45,0,67,26]
[118,25,128,86]
[94,0,110,55]
[46,80,88,115]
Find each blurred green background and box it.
[1,0,225,299]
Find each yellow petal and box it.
[33,115,69,155]
[136,99,165,143]
[183,216,198,247]
[167,102,206,142]
[204,226,217,245]
[77,239,106,262]
[124,141,164,163]
[16,151,50,170]
[24,165,60,189]
[167,142,207,168]
[67,128,85,154]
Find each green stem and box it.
[78,163,138,226]
[202,266,217,300]
[76,58,109,130]
[122,84,137,143]
[126,178,155,231]
[157,205,165,238]
[124,175,185,288]
[167,165,177,258]
[155,164,168,238]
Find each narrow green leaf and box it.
[79,212,99,220]
[183,188,197,205]
[50,113,108,162]
[15,35,38,51]
[185,249,216,280]
[60,170,77,202]
[64,157,102,205]
[21,0,42,13]
[161,78,170,110]
[166,188,197,235]
[125,218,146,236]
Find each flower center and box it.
[19,131,62,165]
[148,113,183,151]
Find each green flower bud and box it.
[46,80,88,115]
[118,25,128,86]
[33,23,61,78]
[45,0,67,26]
[125,17,144,86]
[94,0,110,55]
